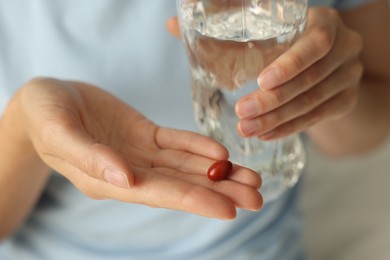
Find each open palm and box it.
[20,78,262,219]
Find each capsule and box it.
[207,160,233,181]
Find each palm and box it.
[79,85,160,169]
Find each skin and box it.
[1,0,390,239]
[169,0,390,156]
[0,78,263,239]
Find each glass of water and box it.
[176,0,308,202]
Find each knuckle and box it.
[280,121,296,136]
[262,113,280,130]
[309,107,325,125]
[356,60,364,75]
[286,52,304,71]
[259,88,285,113]
[345,60,364,84]
[269,88,285,105]
[325,8,340,20]
[310,25,334,55]
[82,157,99,178]
[353,61,364,81]
[342,89,359,111]
[301,89,321,108]
[348,31,363,54]
[279,113,315,136]
[304,65,321,84]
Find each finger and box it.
[49,160,262,219]
[155,127,229,160]
[150,167,263,211]
[236,29,362,120]
[166,16,181,38]
[229,164,262,189]
[82,166,239,219]
[236,56,332,119]
[259,88,359,140]
[152,149,262,189]
[257,19,337,90]
[37,121,134,189]
[133,167,238,219]
[21,79,135,189]
[237,60,362,137]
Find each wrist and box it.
[0,91,50,239]
[1,91,31,148]
[1,90,49,173]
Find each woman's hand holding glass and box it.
[235,8,363,140]
[168,7,363,140]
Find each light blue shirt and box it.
[0,1,373,259]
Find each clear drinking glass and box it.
[176,0,308,202]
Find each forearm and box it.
[0,94,50,239]
[306,76,390,157]
[306,0,390,157]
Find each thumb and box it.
[38,124,134,189]
[166,16,181,38]
[81,142,134,189]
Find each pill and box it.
[207,160,233,181]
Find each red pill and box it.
[207,160,233,181]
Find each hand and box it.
[235,8,363,140]
[16,78,262,219]
[168,7,363,140]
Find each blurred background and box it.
[300,133,390,260]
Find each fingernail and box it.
[257,68,282,90]
[238,120,261,136]
[103,167,130,189]
[236,98,261,119]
